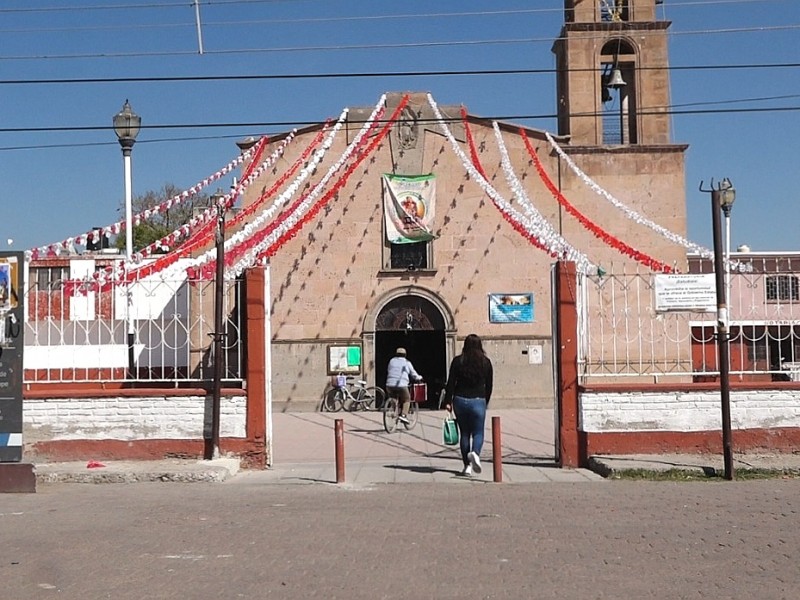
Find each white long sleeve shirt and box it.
[386,356,421,387]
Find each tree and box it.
[116,183,219,253]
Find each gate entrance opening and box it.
[374,295,448,408]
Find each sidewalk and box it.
[244,408,599,484]
[30,408,800,485]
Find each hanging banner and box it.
[382,174,436,244]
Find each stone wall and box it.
[23,395,247,441]
[582,389,800,432]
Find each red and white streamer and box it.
[246,95,412,270]
[223,95,394,279]
[27,140,263,261]
[429,95,597,273]
[525,131,674,273]
[546,132,749,272]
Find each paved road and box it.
[3,479,799,599]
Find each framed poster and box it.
[0,256,19,312]
[489,293,534,323]
[0,262,10,312]
[327,344,362,375]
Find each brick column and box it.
[555,261,586,467]
[244,267,268,468]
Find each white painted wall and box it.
[23,395,247,440]
[581,390,800,432]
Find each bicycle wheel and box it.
[333,389,348,412]
[404,401,419,430]
[359,386,384,411]
[323,389,342,412]
[383,398,399,433]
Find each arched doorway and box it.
[368,288,453,408]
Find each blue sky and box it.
[2,0,799,255]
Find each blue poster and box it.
[489,293,534,323]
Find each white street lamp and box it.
[113,100,141,261]
[719,177,736,313]
[113,100,141,376]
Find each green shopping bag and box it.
[442,412,459,446]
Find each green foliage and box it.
[611,467,800,481]
[116,183,219,253]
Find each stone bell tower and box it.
[553,0,672,146]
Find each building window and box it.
[766,275,799,302]
[600,40,638,145]
[34,266,69,291]
[389,242,429,271]
[600,0,629,22]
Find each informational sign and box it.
[489,293,534,323]
[327,344,362,375]
[0,251,23,462]
[654,273,716,313]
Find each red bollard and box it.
[335,418,345,484]
[492,416,502,483]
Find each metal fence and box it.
[577,257,800,383]
[24,271,245,385]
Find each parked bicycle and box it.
[324,375,385,412]
[382,382,425,433]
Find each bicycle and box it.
[382,382,424,433]
[324,375,385,412]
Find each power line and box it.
[1,103,797,144]
[0,61,798,86]
[1,23,799,61]
[0,7,563,32]
[0,0,785,17]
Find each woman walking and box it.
[443,334,493,476]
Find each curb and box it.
[34,458,241,484]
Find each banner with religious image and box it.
[382,174,436,244]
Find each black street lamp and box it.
[700,178,736,480]
[113,100,141,377]
[206,189,226,460]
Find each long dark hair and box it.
[458,334,488,384]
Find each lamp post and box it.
[700,178,736,480]
[719,177,736,312]
[206,190,226,460]
[113,100,141,376]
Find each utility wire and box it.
[0,0,785,16]
[1,104,797,140]
[1,23,799,60]
[0,61,798,86]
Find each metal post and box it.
[122,146,136,378]
[707,182,735,480]
[492,416,502,483]
[724,209,732,320]
[206,209,225,460]
[335,419,345,483]
[114,101,140,380]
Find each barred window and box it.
[766,275,800,302]
[34,266,69,291]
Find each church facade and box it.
[237,0,688,410]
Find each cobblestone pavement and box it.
[3,479,799,599]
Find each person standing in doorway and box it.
[444,334,493,476]
[386,347,423,424]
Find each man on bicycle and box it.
[385,347,423,424]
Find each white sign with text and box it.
[654,273,716,313]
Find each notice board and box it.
[0,251,23,462]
